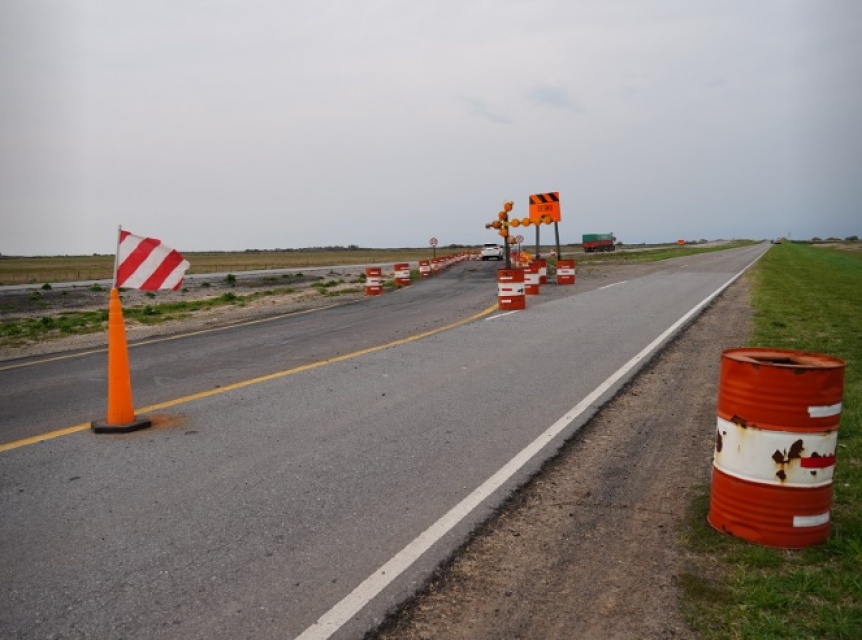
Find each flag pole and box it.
[112,225,122,289]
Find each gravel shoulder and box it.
[370,276,752,640]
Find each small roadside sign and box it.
[429,237,438,247]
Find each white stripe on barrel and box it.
[713,416,838,488]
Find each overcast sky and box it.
[2,1,860,255]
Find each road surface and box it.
[0,244,768,639]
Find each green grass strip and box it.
[682,242,862,639]
[0,288,299,346]
[575,240,759,264]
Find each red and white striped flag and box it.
[116,230,190,291]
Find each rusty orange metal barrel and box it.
[708,347,846,548]
[497,268,525,311]
[556,259,576,285]
[364,267,383,296]
[524,263,541,295]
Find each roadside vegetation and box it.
[682,241,862,639]
[573,239,760,264]
[0,271,363,348]
[0,290,288,346]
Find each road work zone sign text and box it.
[529,192,561,223]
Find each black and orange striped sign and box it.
[529,192,561,223]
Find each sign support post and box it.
[554,222,561,260]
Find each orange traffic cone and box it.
[91,288,152,433]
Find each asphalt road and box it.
[0,244,769,640]
[0,261,500,443]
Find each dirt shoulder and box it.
[370,277,752,640]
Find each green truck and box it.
[582,233,616,253]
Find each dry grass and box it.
[0,248,454,285]
[815,242,862,253]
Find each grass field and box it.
[682,242,862,639]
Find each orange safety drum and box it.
[394,263,411,287]
[524,263,541,295]
[364,267,383,296]
[708,348,845,548]
[497,269,525,311]
[556,259,576,285]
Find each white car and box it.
[481,243,504,261]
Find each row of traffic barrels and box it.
[364,254,470,296]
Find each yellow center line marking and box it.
[0,423,92,452]
[0,304,498,454]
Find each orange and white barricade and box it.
[497,269,525,311]
[534,259,548,285]
[556,259,576,285]
[394,263,411,287]
[364,267,383,296]
[524,262,541,295]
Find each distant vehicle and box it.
[481,243,504,260]
[582,233,616,253]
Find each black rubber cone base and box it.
[91,417,152,434]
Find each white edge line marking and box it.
[484,310,519,320]
[294,249,766,640]
[599,280,627,290]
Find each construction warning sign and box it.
[529,192,561,223]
